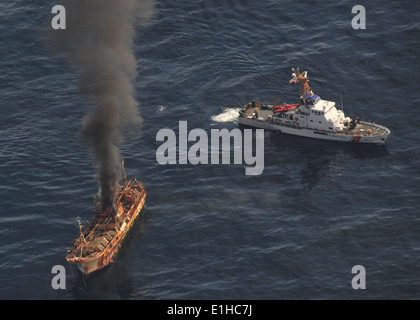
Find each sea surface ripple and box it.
[0,0,419,299]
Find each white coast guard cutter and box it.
[238,68,390,144]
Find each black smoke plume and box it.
[46,0,155,210]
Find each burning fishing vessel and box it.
[66,167,146,275]
[238,68,390,144]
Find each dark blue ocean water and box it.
[0,0,419,300]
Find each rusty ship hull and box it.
[66,179,146,275]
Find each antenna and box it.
[76,216,85,255]
[76,216,83,237]
[273,92,282,107]
[340,95,344,112]
[122,159,127,183]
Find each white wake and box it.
[211,108,241,123]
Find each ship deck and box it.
[66,180,146,261]
[85,220,118,253]
[68,217,120,259]
[341,121,389,136]
[239,104,278,122]
[239,105,389,137]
